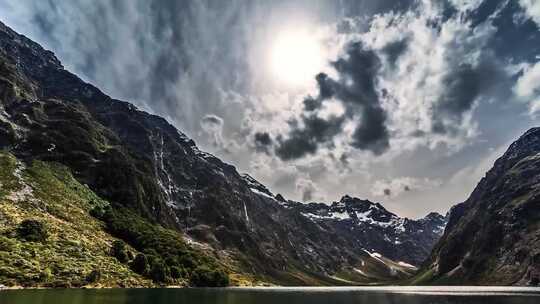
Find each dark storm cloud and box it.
[273,41,389,160]
[254,132,273,153]
[275,115,345,160]
[381,38,409,67]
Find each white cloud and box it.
[296,176,323,202]
[514,61,540,113]
[200,114,226,150]
[449,0,484,13]
[360,3,498,154]
[519,0,540,26]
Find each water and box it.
[0,286,539,304]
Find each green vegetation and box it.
[130,253,149,275]
[189,265,230,287]
[96,205,229,286]
[0,152,150,287]
[111,240,129,263]
[16,219,48,242]
[0,152,228,287]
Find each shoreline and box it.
[1,285,540,294]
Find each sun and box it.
[269,29,325,87]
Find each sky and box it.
[1,0,539,218]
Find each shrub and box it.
[86,269,101,283]
[170,266,184,279]
[17,219,48,242]
[189,265,229,287]
[178,253,197,269]
[40,268,53,282]
[130,253,149,275]
[149,260,169,283]
[111,240,128,263]
[89,205,111,220]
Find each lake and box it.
[1,286,539,304]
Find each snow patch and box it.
[302,210,350,221]
[398,261,417,268]
[434,224,446,235]
[243,201,250,222]
[249,187,276,200]
[353,267,368,277]
[330,211,350,220]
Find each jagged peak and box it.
[337,195,393,215]
[499,127,540,163]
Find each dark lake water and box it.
[1,287,539,304]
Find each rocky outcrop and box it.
[423,128,540,285]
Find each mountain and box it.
[418,128,540,286]
[0,20,445,287]
[241,176,448,282]
[285,196,447,266]
[244,177,447,267]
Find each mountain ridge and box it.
[0,20,445,287]
[418,127,540,286]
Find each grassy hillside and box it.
[0,152,230,287]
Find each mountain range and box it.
[0,20,538,287]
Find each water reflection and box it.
[0,287,539,304]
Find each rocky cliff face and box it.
[422,128,540,285]
[240,173,448,267]
[0,21,445,285]
[259,191,446,266]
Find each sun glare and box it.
[270,29,325,87]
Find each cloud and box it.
[519,0,540,26]
[3,0,538,217]
[296,176,324,202]
[514,61,540,113]
[253,132,273,153]
[262,0,509,161]
[365,3,507,146]
[200,114,226,149]
[273,41,389,160]
[371,177,442,198]
[275,114,346,160]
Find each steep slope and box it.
[0,152,150,287]
[0,20,445,285]
[420,128,540,286]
